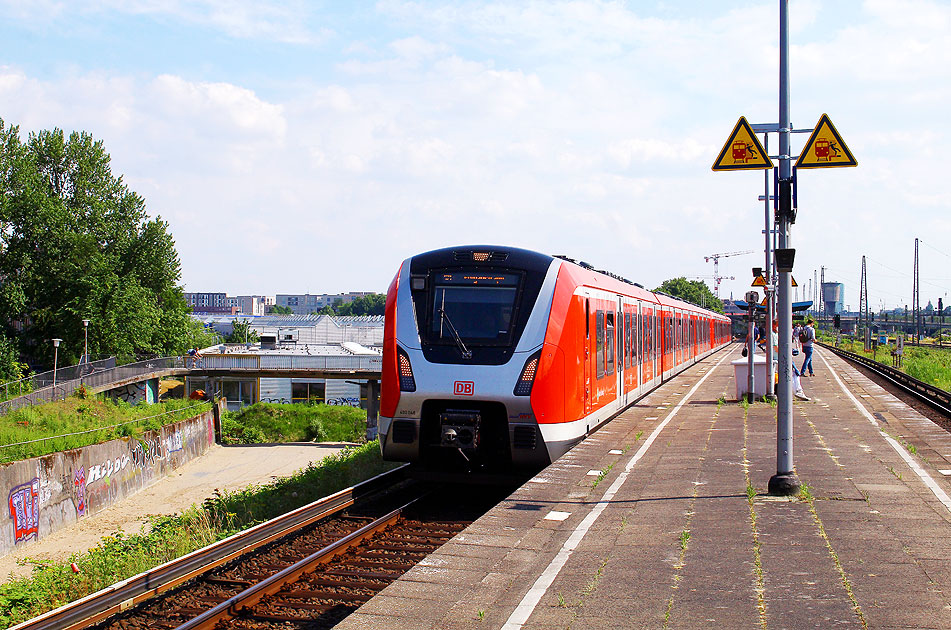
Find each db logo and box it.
[453,381,475,396]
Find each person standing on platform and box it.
[800,319,816,377]
[774,320,808,400]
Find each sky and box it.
[1,0,949,312]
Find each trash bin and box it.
[732,355,774,400]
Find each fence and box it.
[1,357,117,401]
[200,354,382,371]
[0,356,185,415]
[0,353,383,415]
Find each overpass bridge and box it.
[0,352,384,434]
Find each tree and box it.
[226,319,260,344]
[335,294,385,316]
[0,119,194,366]
[269,305,293,315]
[0,334,28,383]
[653,278,724,314]
[315,305,335,316]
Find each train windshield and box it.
[431,272,520,344]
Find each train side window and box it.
[633,310,639,365]
[605,312,615,376]
[625,312,631,368]
[586,299,590,339]
[596,310,605,379]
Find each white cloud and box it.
[0,2,948,302]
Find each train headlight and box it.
[397,347,416,392]
[513,350,542,396]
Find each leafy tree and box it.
[0,334,28,383]
[226,319,259,344]
[268,305,293,315]
[315,305,335,316]
[335,294,385,316]
[653,278,724,314]
[0,119,194,366]
[184,318,221,350]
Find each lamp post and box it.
[82,319,90,366]
[51,338,62,391]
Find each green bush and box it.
[222,402,366,444]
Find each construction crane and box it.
[703,250,754,298]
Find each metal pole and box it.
[52,338,62,393]
[747,302,756,404]
[769,0,800,496]
[764,134,775,398]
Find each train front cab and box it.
[380,247,559,474]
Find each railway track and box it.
[15,466,511,630]
[818,341,951,417]
[13,467,409,630]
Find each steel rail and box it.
[11,465,407,630]
[818,342,951,417]
[176,497,422,630]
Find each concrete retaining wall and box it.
[1,408,217,557]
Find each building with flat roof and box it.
[275,292,375,315]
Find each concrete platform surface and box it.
[0,442,351,580]
[337,345,951,630]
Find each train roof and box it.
[411,245,728,320]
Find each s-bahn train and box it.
[379,245,731,473]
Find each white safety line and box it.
[818,350,951,513]
[500,349,735,630]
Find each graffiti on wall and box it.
[326,397,361,407]
[130,436,163,469]
[87,455,132,485]
[4,415,211,548]
[111,382,148,405]
[8,479,40,544]
[74,468,86,516]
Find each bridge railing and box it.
[196,354,382,372]
[0,356,186,415]
[0,352,383,415]
[2,356,118,400]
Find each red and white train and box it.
[380,245,731,472]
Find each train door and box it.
[632,302,640,396]
[675,310,683,367]
[584,297,591,415]
[641,304,651,387]
[661,309,670,378]
[618,297,626,408]
[689,315,695,361]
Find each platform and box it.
[336,344,951,629]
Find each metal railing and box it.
[200,354,382,371]
[0,357,185,415]
[0,352,383,415]
[2,357,117,400]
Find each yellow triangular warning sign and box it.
[712,117,774,171]
[760,295,769,306]
[751,275,768,287]
[795,113,857,169]
[791,275,798,287]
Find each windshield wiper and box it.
[438,308,473,359]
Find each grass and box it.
[0,441,396,628]
[0,396,211,464]
[221,402,366,444]
[821,332,951,391]
[591,463,614,489]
